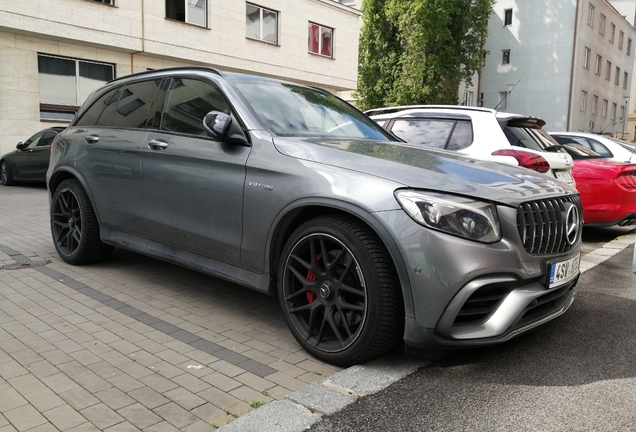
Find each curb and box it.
[218,231,636,432]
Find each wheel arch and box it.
[48,168,103,221]
[267,198,415,320]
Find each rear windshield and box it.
[231,79,394,141]
[562,143,603,160]
[503,123,563,152]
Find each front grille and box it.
[517,195,582,255]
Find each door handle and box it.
[85,135,99,144]
[148,139,169,150]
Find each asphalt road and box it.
[308,245,636,432]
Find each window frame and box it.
[619,30,624,50]
[502,49,511,65]
[628,38,633,56]
[624,72,629,90]
[245,3,279,45]
[592,95,598,115]
[602,99,608,118]
[599,13,606,35]
[37,53,115,122]
[587,3,595,27]
[612,102,617,121]
[90,0,114,5]
[595,54,602,75]
[583,47,591,69]
[165,0,208,28]
[609,22,616,43]
[615,66,620,86]
[605,60,612,80]
[308,22,334,59]
[580,90,588,112]
[504,8,513,26]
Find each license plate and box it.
[548,254,580,289]
[555,170,574,184]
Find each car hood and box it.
[273,137,577,206]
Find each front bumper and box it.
[375,204,581,350]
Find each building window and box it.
[91,0,113,4]
[624,72,629,90]
[606,61,612,80]
[599,13,605,35]
[615,66,620,85]
[463,91,474,106]
[308,23,333,58]
[620,105,625,123]
[580,91,588,112]
[592,95,598,115]
[628,38,632,56]
[587,4,595,27]
[165,0,207,27]
[619,30,624,50]
[612,102,617,120]
[37,54,114,121]
[595,55,602,75]
[583,47,591,69]
[602,99,608,118]
[498,91,508,110]
[504,8,513,26]
[246,4,278,44]
[501,49,511,65]
[610,23,615,43]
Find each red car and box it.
[562,143,636,226]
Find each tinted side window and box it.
[588,139,613,157]
[37,131,58,147]
[446,120,473,150]
[110,80,162,129]
[23,132,43,149]
[390,119,454,149]
[75,87,119,127]
[161,78,231,136]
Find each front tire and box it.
[1,161,15,186]
[278,215,403,366]
[51,179,113,265]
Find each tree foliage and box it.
[355,0,495,111]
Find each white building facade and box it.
[0,0,361,156]
[476,0,635,135]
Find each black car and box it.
[1,127,65,185]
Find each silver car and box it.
[47,67,583,366]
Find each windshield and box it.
[562,143,603,159]
[231,79,394,140]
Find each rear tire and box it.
[51,179,113,264]
[278,215,403,366]
[1,161,15,186]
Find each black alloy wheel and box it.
[51,179,113,265]
[1,161,14,186]
[279,215,403,366]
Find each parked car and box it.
[559,143,636,226]
[367,106,575,186]
[1,127,65,186]
[550,132,636,163]
[47,67,583,366]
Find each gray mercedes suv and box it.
[47,67,582,366]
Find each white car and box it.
[550,132,636,163]
[367,106,575,185]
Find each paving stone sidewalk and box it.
[0,185,341,431]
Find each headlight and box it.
[394,190,501,243]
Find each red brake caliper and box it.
[305,253,322,303]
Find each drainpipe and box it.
[566,0,580,131]
[130,0,146,74]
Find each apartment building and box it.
[0,0,361,156]
[474,0,635,136]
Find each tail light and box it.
[491,149,551,173]
[616,170,636,190]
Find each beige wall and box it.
[0,0,361,156]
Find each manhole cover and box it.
[1,260,48,270]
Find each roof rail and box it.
[364,105,495,115]
[107,66,224,84]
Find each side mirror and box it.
[16,142,24,150]
[203,111,249,145]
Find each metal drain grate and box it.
[1,260,48,270]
